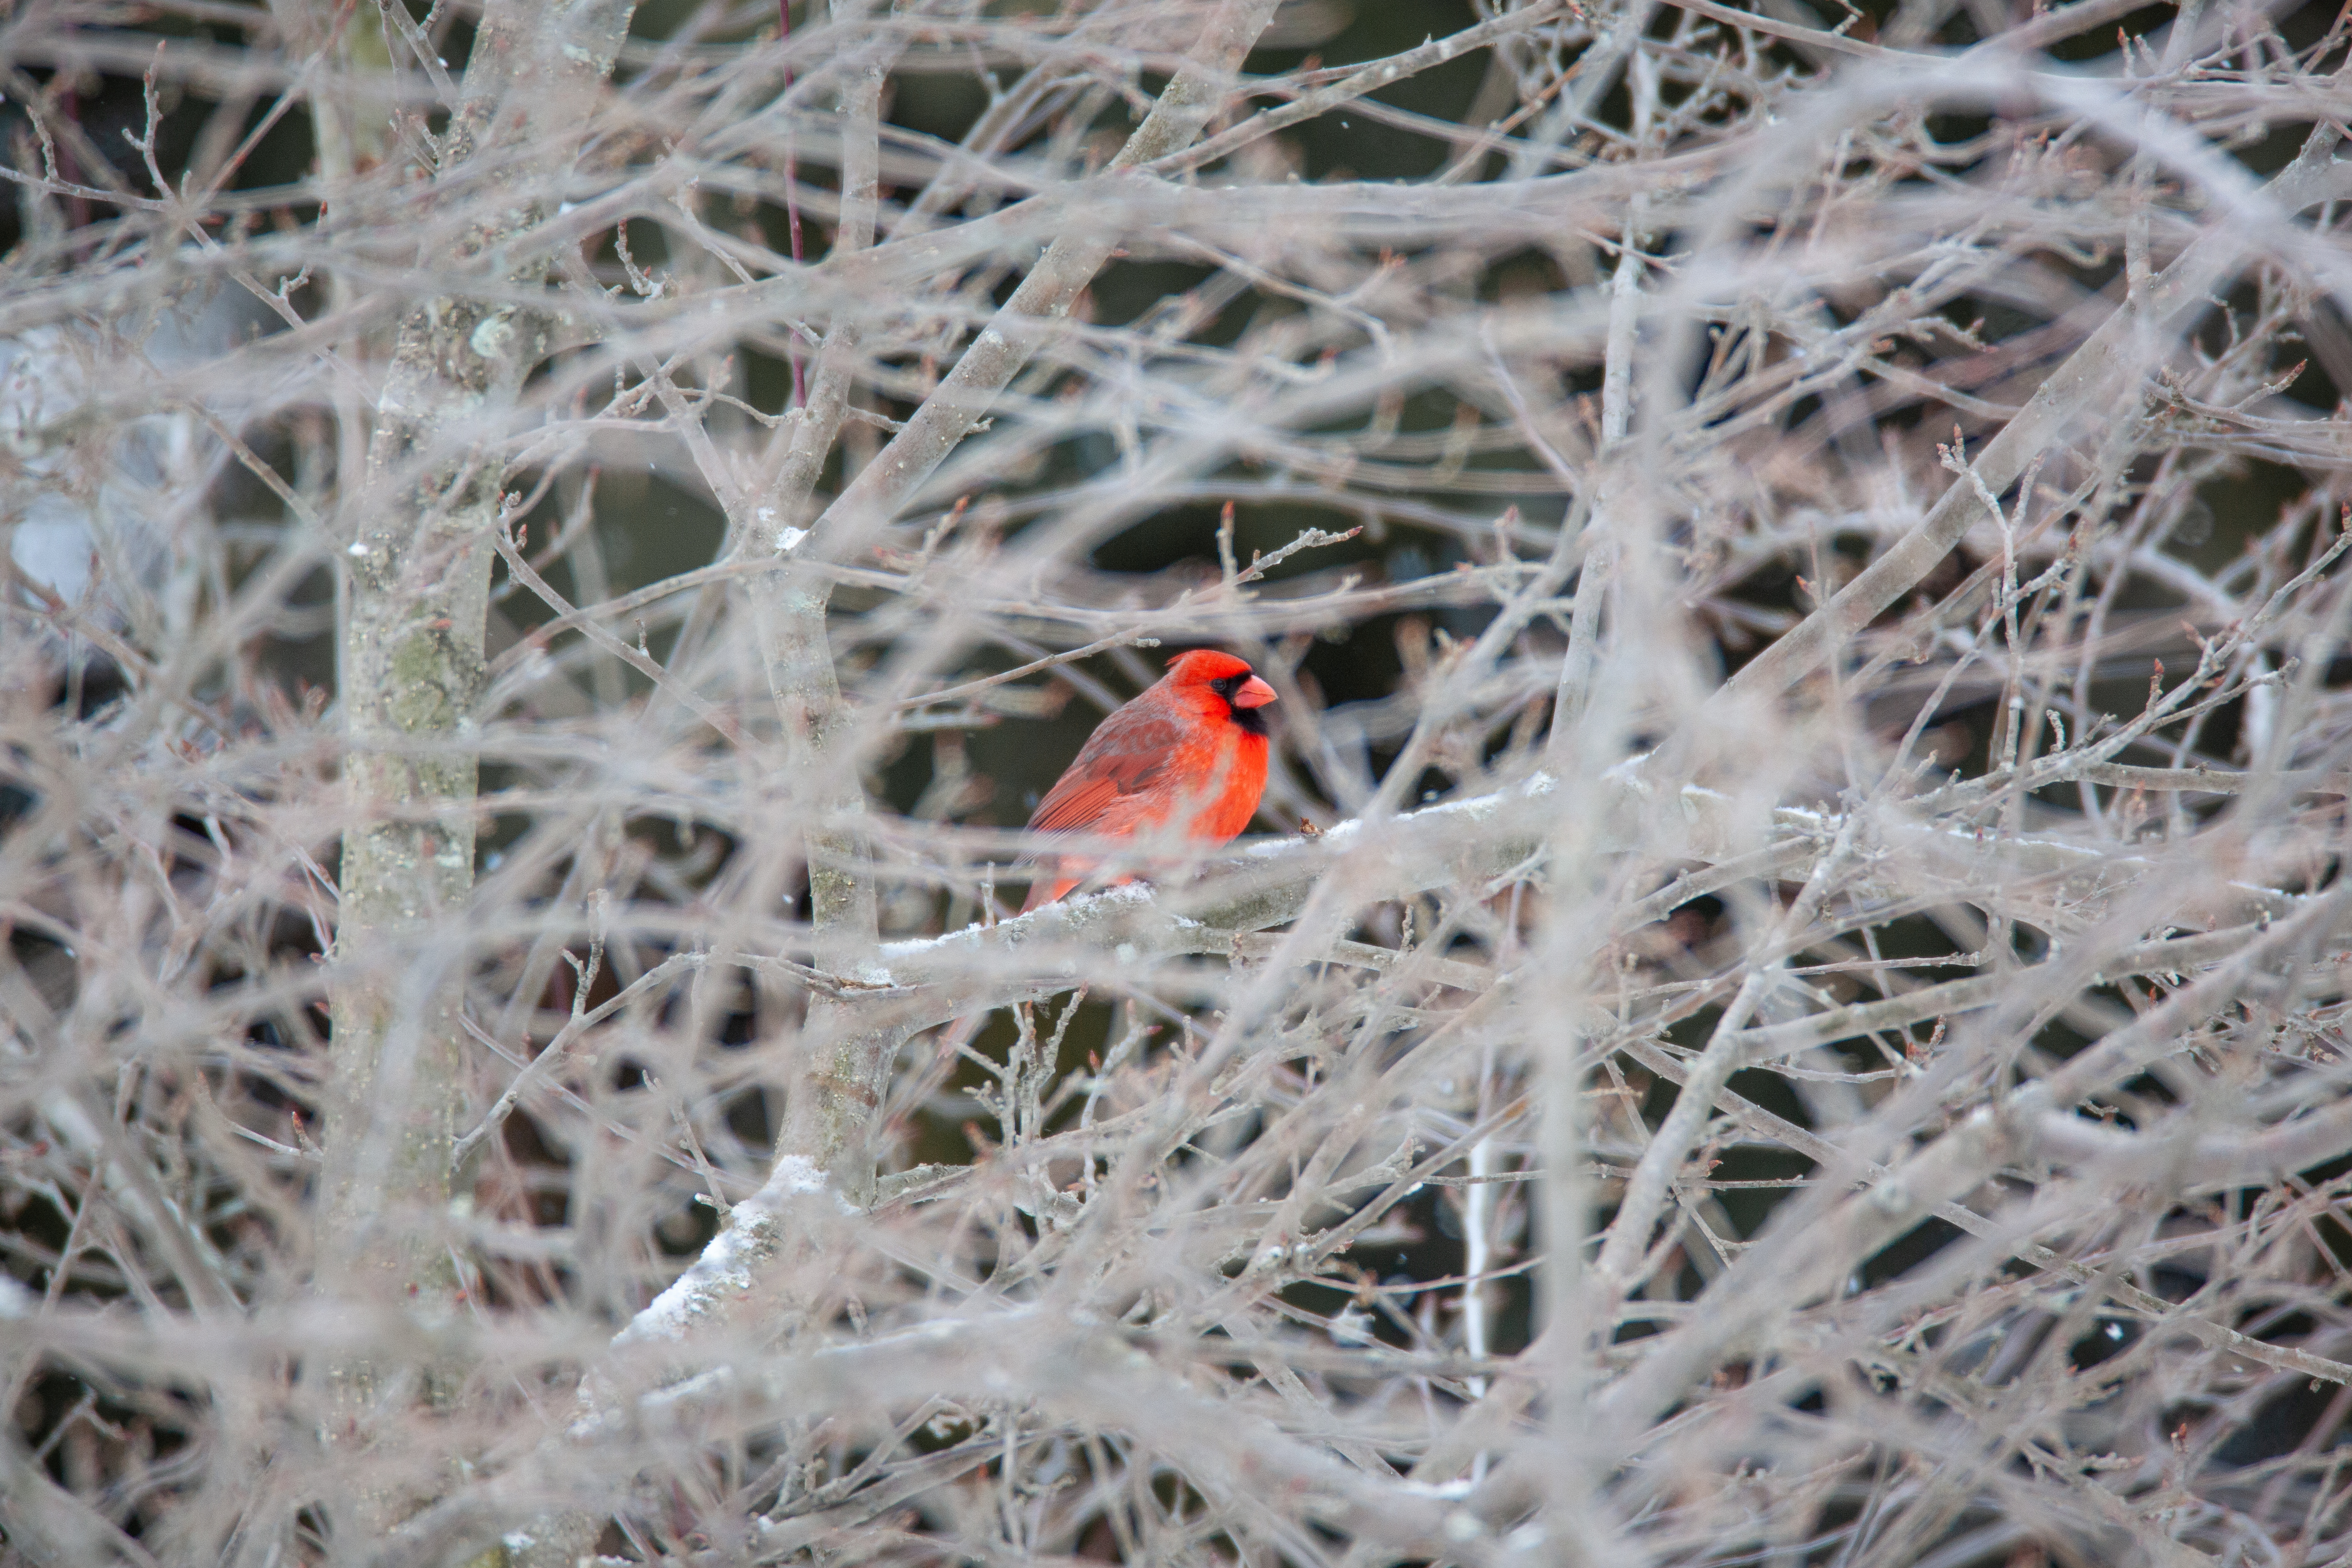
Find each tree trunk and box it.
[316,0,638,1535]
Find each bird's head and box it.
[1166,649,1278,733]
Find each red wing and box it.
[1025,704,1179,833]
[1027,776,1122,834]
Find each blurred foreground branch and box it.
[6,0,2352,1563]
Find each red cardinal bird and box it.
[1020,650,1278,911]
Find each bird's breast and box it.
[1178,729,1268,843]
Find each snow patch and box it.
[770,1154,827,1196]
[754,507,807,554]
[613,1166,837,1345]
[1401,1476,1477,1499]
[623,1217,765,1343]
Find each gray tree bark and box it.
[316,0,638,1539]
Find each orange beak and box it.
[1232,675,1278,709]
